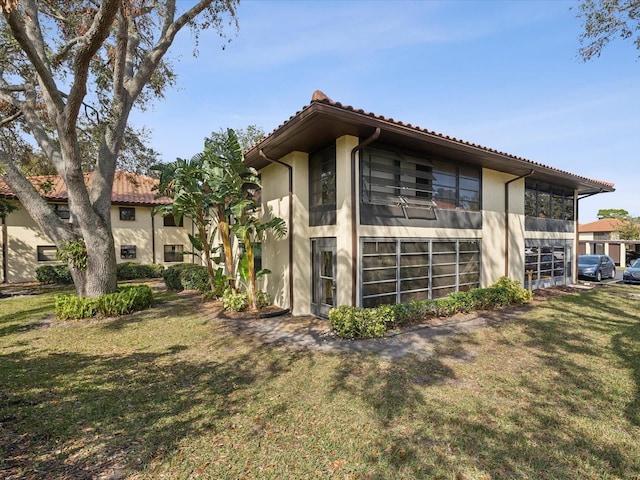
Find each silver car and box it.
[623,258,640,284]
[577,255,616,282]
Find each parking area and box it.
[577,268,635,286]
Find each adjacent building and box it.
[0,171,196,283]
[578,218,640,265]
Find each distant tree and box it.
[617,217,640,240]
[0,0,239,298]
[576,0,640,61]
[209,125,265,151]
[597,208,631,219]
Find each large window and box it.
[524,242,572,290]
[309,145,336,226]
[525,182,575,221]
[360,146,480,218]
[164,244,184,263]
[361,238,480,307]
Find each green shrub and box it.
[256,290,272,309]
[163,263,217,294]
[55,294,97,320]
[116,262,164,280]
[163,264,188,291]
[329,304,395,339]
[222,289,249,312]
[36,264,73,284]
[55,284,154,320]
[95,285,154,316]
[335,278,533,337]
[180,265,210,292]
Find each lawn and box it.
[1,284,639,479]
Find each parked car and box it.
[623,258,640,284]
[626,250,640,266]
[577,254,616,282]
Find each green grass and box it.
[1,284,640,479]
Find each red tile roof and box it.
[246,90,614,194]
[579,218,624,233]
[0,171,172,205]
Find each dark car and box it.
[578,254,616,282]
[623,258,640,284]
[626,250,640,266]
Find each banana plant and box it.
[231,199,287,311]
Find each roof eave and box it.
[245,102,614,196]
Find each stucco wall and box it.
[2,204,194,283]
[257,134,579,316]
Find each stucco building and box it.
[0,171,195,283]
[245,91,614,317]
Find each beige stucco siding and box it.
[2,203,194,283]
[4,206,56,283]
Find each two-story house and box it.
[245,91,614,317]
[0,170,196,283]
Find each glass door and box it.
[311,238,337,317]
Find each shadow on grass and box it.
[325,288,640,479]
[0,342,303,479]
[330,354,454,428]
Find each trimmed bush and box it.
[330,277,532,339]
[179,265,210,292]
[222,289,248,312]
[55,284,154,320]
[162,264,185,290]
[55,294,97,320]
[36,264,73,284]
[329,304,395,339]
[95,285,154,317]
[38,262,164,285]
[116,262,164,280]
[163,264,211,292]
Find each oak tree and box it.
[576,0,640,60]
[0,0,238,297]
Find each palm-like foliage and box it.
[203,129,260,290]
[153,129,261,294]
[232,199,287,310]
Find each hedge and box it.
[55,284,154,320]
[37,262,164,284]
[329,277,533,339]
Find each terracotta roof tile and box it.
[255,90,614,191]
[579,218,625,233]
[0,171,171,205]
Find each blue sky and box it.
[131,0,639,223]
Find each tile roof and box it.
[0,171,172,205]
[247,90,614,193]
[579,218,625,233]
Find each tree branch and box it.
[3,0,64,112]
[0,151,75,245]
[65,0,120,129]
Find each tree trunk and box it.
[246,237,257,311]
[63,221,117,297]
